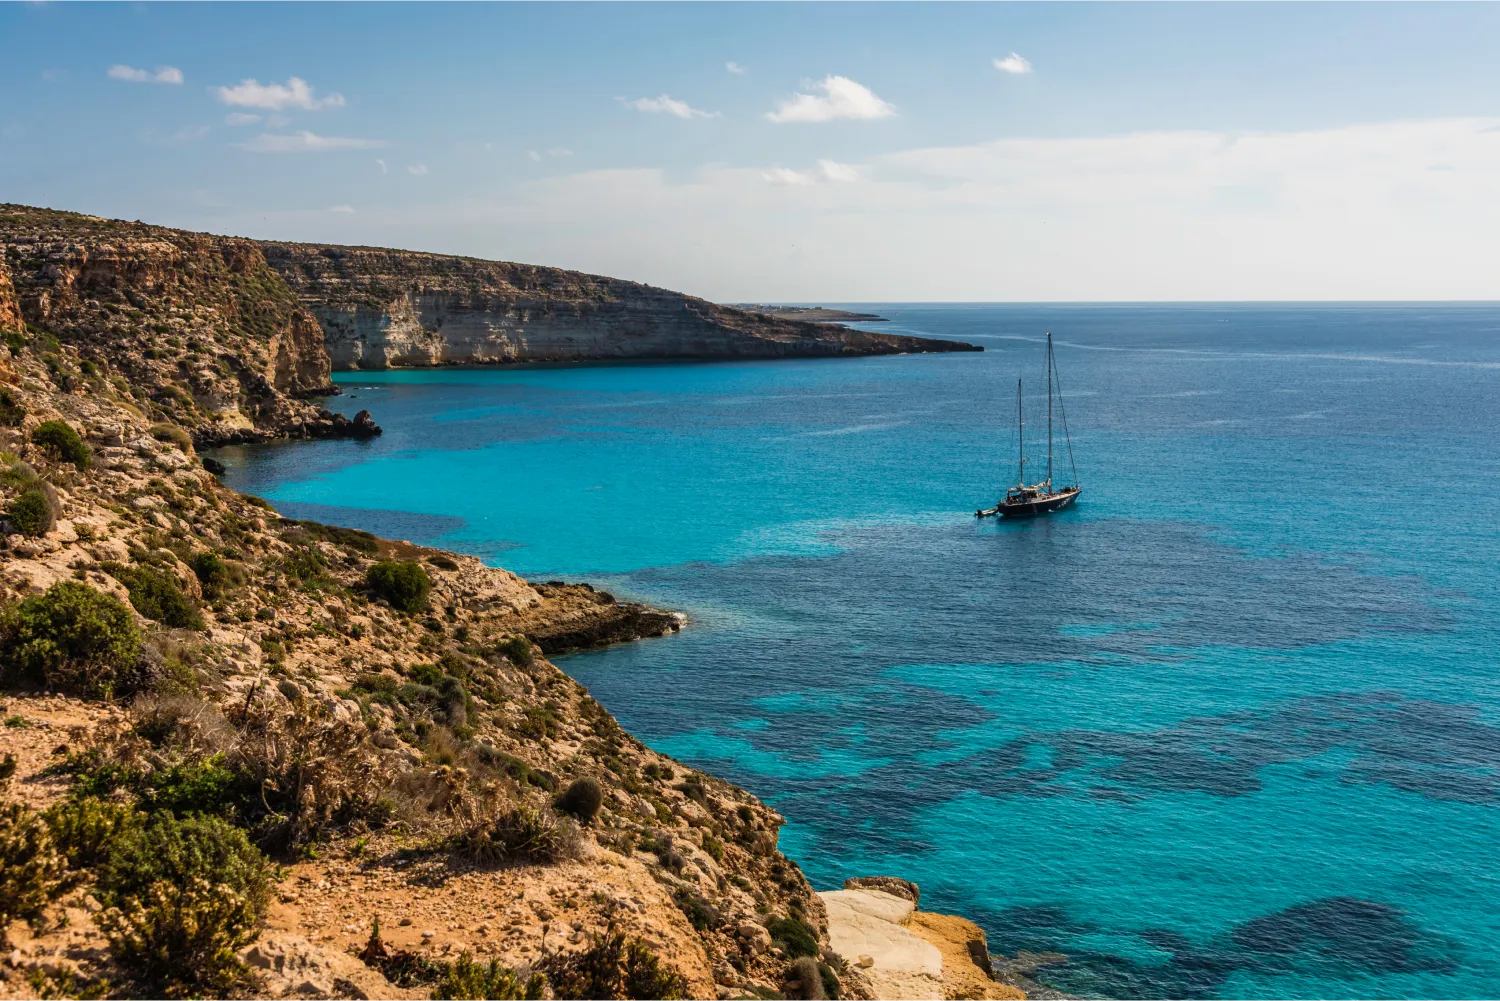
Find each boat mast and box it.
[1015,378,1024,487]
[1046,333,1053,489]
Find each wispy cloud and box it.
[329,205,355,214]
[994,52,1033,75]
[547,147,574,157]
[224,112,261,126]
[215,77,344,111]
[238,131,384,153]
[527,149,543,162]
[765,75,895,123]
[109,64,183,85]
[763,159,861,186]
[376,158,388,174]
[726,61,747,76]
[624,95,719,120]
[407,163,428,175]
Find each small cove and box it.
[218,304,1500,999]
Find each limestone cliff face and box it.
[0,205,359,445]
[0,257,22,333]
[262,242,981,367]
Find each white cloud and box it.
[763,159,861,186]
[765,75,895,123]
[353,117,1500,301]
[726,61,746,76]
[994,52,1033,75]
[408,164,428,175]
[527,149,543,162]
[108,64,183,85]
[238,131,384,153]
[173,125,210,143]
[625,95,719,120]
[547,147,574,157]
[215,77,344,111]
[376,158,388,174]
[329,205,356,214]
[224,112,261,126]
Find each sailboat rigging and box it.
[976,332,1082,518]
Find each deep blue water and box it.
[218,305,1500,999]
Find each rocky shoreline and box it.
[0,202,1031,1001]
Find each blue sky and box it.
[3,2,1499,301]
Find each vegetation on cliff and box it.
[0,206,850,1000]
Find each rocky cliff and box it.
[0,205,374,447]
[261,242,980,368]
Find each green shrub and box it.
[0,389,24,427]
[0,581,143,698]
[30,420,90,470]
[144,754,256,820]
[766,915,820,959]
[106,564,203,630]
[539,928,689,1001]
[7,483,57,537]
[96,812,276,916]
[96,876,259,998]
[0,801,67,934]
[674,888,722,931]
[701,833,725,863]
[496,635,535,667]
[43,796,144,870]
[556,777,604,825]
[366,560,431,613]
[187,551,242,598]
[432,951,546,1000]
[148,423,193,453]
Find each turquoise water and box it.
[218,305,1500,998]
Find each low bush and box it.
[0,388,24,427]
[0,581,143,698]
[674,888,722,932]
[30,420,90,470]
[7,483,57,537]
[556,776,604,825]
[766,915,820,959]
[143,754,257,820]
[187,551,243,598]
[432,951,547,1000]
[367,560,431,612]
[148,423,193,453]
[495,635,535,667]
[453,804,583,866]
[96,876,259,998]
[105,563,203,630]
[95,812,276,916]
[0,801,67,935]
[539,928,689,1001]
[43,796,143,870]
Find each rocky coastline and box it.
[0,203,1028,1001]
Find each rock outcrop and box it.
[822,884,1025,1001]
[0,205,371,447]
[261,241,981,367]
[0,257,23,335]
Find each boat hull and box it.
[997,488,1081,518]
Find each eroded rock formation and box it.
[262,241,981,368]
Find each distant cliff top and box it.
[732,304,889,324]
[261,239,979,360]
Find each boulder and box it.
[240,932,392,999]
[843,876,920,907]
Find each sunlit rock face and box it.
[262,242,982,368]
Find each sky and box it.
[2,2,1500,302]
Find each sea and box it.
[215,304,1500,999]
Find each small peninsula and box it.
[730,305,890,325]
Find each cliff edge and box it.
[261,241,980,368]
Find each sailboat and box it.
[976,332,1082,519]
